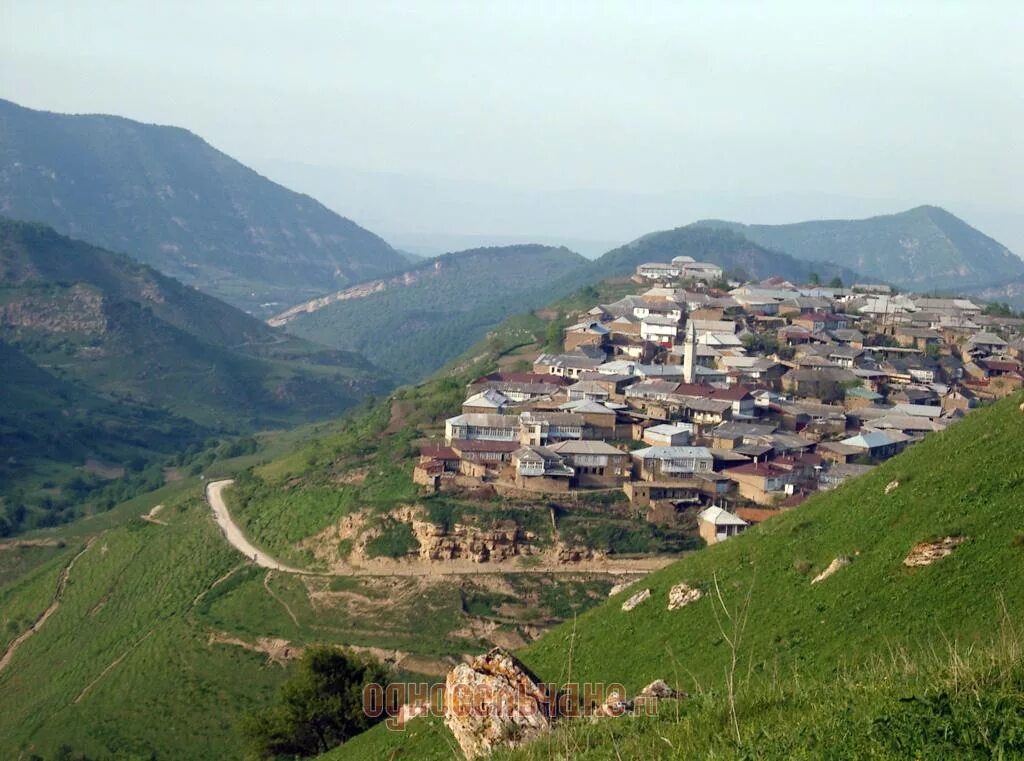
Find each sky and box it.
[2,1,1022,253]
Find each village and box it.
[416,254,1024,546]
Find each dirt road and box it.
[204,479,676,578]
[205,480,308,574]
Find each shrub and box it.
[240,646,388,758]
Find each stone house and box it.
[697,506,749,544]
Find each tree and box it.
[808,271,821,285]
[828,276,843,289]
[241,646,388,758]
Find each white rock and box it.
[811,556,850,584]
[621,588,651,612]
[667,583,703,610]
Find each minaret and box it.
[682,321,697,384]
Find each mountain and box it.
[695,205,1024,292]
[589,224,861,285]
[327,390,1024,760]
[275,244,589,382]
[0,218,390,528]
[0,99,407,313]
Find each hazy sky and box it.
[2,1,1022,248]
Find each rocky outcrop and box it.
[904,536,967,567]
[667,583,703,610]
[0,284,108,335]
[812,556,851,584]
[621,588,651,612]
[444,647,554,760]
[412,517,539,563]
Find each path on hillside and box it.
[205,480,309,574]
[204,479,675,578]
[0,537,97,674]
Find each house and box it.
[467,372,568,402]
[792,312,850,333]
[413,445,462,489]
[636,262,682,280]
[632,446,715,481]
[640,315,681,346]
[518,411,584,445]
[445,414,520,444]
[697,506,749,544]
[547,440,631,487]
[512,446,574,491]
[642,423,693,446]
[782,367,858,402]
[552,401,619,435]
[533,352,606,379]
[894,327,942,350]
[837,430,908,460]
[965,332,1008,356]
[818,463,876,489]
[450,440,521,474]
[462,389,510,415]
[678,260,724,282]
[566,380,611,403]
[722,462,799,505]
[563,321,610,352]
[710,422,777,450]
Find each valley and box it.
[0,42,1022,759]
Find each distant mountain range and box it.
[695,206,1024,291]
[276,244,589,382]
[588,225,861,285]
[0,99,407,313]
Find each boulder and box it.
[667,583,702,610]
[608,579,636,597]
[592,679,684,719]
[811,556,851,584]
[903,536,967,567]
[444,647,553,759]
[621,588,651,612]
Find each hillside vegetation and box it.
[325,390,1024,760]
[0,218,390,532]
[696,205,1024,291]
[0,98,406,312]
[278,245,589,382]
[0,283,654,760]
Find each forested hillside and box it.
[696,205,1024,291]
[0,98,407,312]
[277,245,589,382]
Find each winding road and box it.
[204,479,675,578]
[205,480,308,574]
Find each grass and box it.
[320,391,1024,760]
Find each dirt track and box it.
[204,479,676,578]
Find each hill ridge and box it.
[0,98,407,313]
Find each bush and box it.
[364,520,420,559]
[241,646,388,758]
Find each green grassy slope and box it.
[323,391,1024,760]
[0,497,290,760]
[282,245,589,383]
[696,206,1024,291]
[0,98,406,313]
